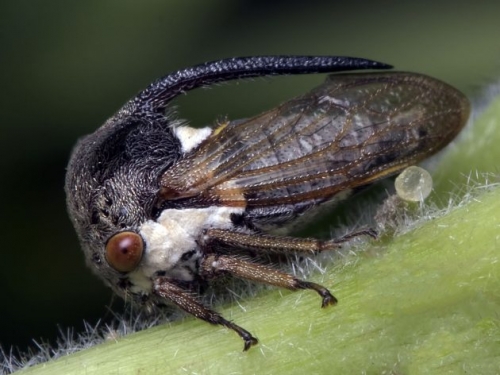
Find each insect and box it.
[65,56,469,351]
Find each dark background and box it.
[1,0,499,357]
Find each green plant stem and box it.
[18,96,500,375]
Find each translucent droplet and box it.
[395,166,433,202]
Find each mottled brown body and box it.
[65,56,469,351]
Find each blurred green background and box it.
[1,0,499,357]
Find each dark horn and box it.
[128,55,392,115]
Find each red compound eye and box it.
[105,231,144,273]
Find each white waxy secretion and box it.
[128,206,244,294]
[174,126,212,153]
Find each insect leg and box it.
[201,254,337,308]
[203,228,377,255]
[153,277,258,351]
[333,228,378,243]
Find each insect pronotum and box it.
[65,56,469,350]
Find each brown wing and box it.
[159,72,469,208]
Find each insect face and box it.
[65,56,469,350]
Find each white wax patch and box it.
[132,206,243,291]
[174,126,212,153]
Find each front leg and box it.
[153,277,258,351]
